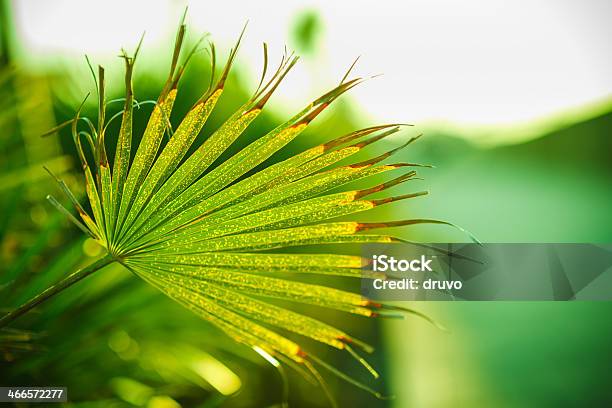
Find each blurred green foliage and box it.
[290,9,323,55]
[384,108,612,407]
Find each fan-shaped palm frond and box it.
[0,20,468,402]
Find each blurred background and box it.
[1,0,611,407]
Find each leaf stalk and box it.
[0,254,114,329]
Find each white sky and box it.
[12,0,612,130]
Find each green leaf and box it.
[42,20,459,396]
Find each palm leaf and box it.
[0,20,474,402]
